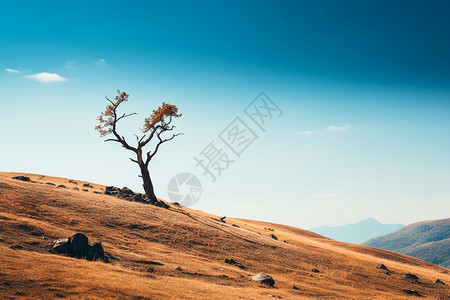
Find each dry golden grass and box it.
[0,172,449,299]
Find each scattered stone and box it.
[232,224,240,228]
[220,216,226,223]
[93,191,102,194]
[252,272,275,286]
[402,289,422,296]
[147,267,154,273]
[105,186,120,195]
[104,186,169,208]
[271,234,278,240]
[83,183,93,188]
[434,279,445,285]
[49,233,108,262]
[225,258,245,269]
[283,240,289,244]
[50,238,69,254]
[73,187,79,190]
[175,266,182,271]
[12,176,30,182]
[385,272,391,275]
[82,189,89,192]
[265,228,274,231]
[46,182,56,186]
[404,273,419,280]
[9,245,23,250]
[292,285,299,290]
[172,202,181,206]
[376,264,390,271]
[69,180,78,185]
[57,185,67,189]
[135,260,164,266]
[311,268,320,273]
[121,187,134,195]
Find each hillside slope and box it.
[364,218,450,268]
[0,172,449,299]
[311,217,404,244]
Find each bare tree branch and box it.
[145,132,183,166]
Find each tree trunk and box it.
[139,163,158,203]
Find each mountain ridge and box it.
[364,218,450,268]
[311,217,404,244]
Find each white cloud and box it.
[25,72,68,83]
[313,193,337,199]
[296,130,315,135]
[5,68,20,73]
[327,124,351,131]
[96,58,106,64]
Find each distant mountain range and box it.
[310,218,404,244]
[363,218,450,268]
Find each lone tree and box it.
[95,90,182,205]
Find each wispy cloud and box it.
[65,60,76,68]
[5,68,20,73]
[25,72,68,83]
[327,124,351,131]
[96,58,106,65]
[296,130,315,135]
[313,193,336,199]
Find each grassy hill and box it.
[364,218,450,268]
[311,217,404,244]
[0,172,449,299]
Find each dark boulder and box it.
[68,233,89,258]
[12,176,30,182]
[83,183,93,188]
[434,279,445,285]
[69,180,78,185]
[311,268,320,273]
[57,185,67,189]
[85,242,106,261]
[49,233,108,262]
[270,234,278,240]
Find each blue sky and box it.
[1,0,449,228]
